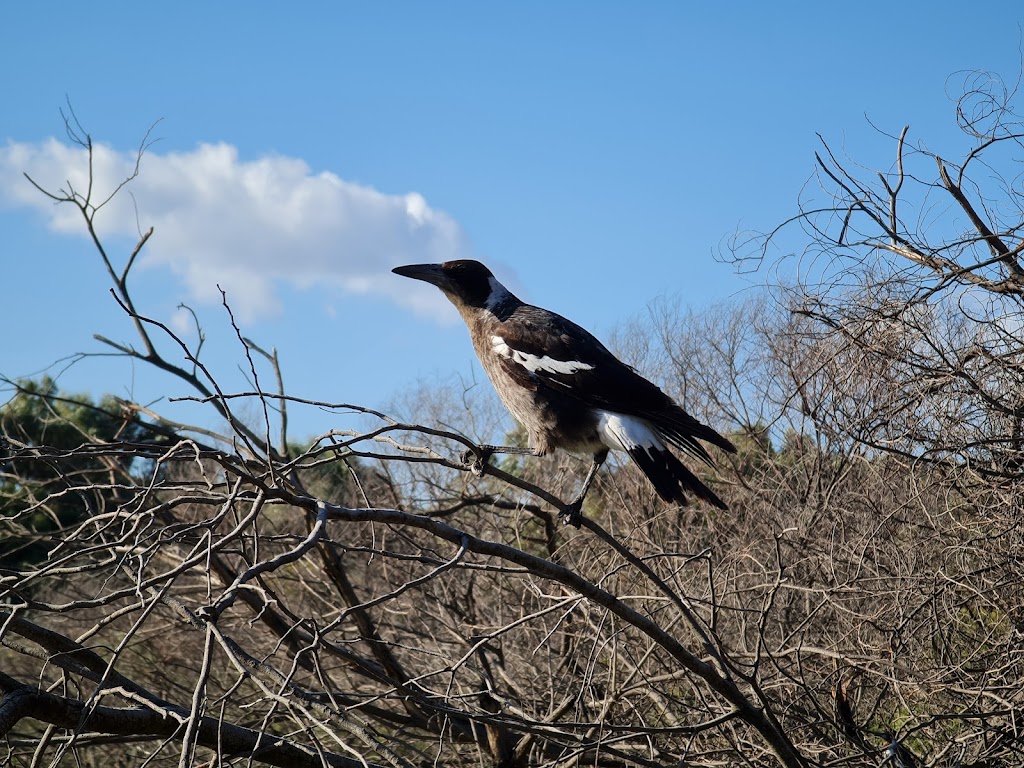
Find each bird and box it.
[392,259,735,524]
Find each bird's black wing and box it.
[493,305,735,462]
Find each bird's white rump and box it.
[596,411,663,453]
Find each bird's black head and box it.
[392,259,498,308]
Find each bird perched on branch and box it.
[392,260,735,524]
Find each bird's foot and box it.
[559,501,584,528]
[459,446,493,477]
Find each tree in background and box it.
[721,67,1024,765]
[733,70,1024,484]
[0,377,148,566]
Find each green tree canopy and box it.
[1,377,148,566]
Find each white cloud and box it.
[0,137,467,322]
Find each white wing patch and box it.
[596,411,664,453]
[491,335,594,376]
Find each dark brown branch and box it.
[0,671,377,768]
[936,156,1024,280]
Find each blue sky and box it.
[2,3,1022,441]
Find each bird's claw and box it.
[559,502,583,528]
[459,447,492,477]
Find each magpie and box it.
[392,259,735,523]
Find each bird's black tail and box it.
[656,410,737,467]
[628,445,728,510]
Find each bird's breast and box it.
[475,347,601,455]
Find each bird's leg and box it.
[561,449,608,527]
[459,444,539,476]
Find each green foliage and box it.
[292,444,353,499]
[0,377,149,567]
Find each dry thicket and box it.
[2,72,1023,767]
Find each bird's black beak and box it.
[392,263,450,290]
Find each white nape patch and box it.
[485,277,514,310]
[597,411,663,453]
[491,335,594,375]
